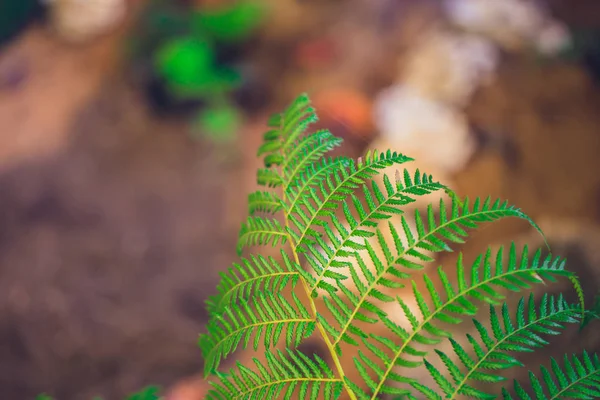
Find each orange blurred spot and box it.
[313,88,374,136]
[295,38,337,70]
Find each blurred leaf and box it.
[194,104,243,143]
[192,0,266,43]
[172,67,242,99]
[154,37,215,87]
[126,385,161,400]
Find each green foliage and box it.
[140,0,265,95]
[36,385,161,400]
[191,0,266,43]
[209,349,343,400]
[414,294,581,399]
[503,352,600,399]
[199,93,599,399]
[193,105,243,143]
[126,386,161,400]
[131,0,266,141]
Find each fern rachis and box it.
[200,94,598,400]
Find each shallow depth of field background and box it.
[1,0,600,399]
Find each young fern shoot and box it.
[199,94,599,399]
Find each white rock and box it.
[45,0,127,43]
[373,85,476,176]
[443,0,571,54]
[402,30,499,107]
[535,21,572,56]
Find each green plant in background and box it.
[130,0,266,142]
[199,93,600,399]
[37,385,161,400]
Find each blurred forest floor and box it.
[0,0,599,398]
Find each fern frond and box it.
[308,170,443,294]
[288,150,414,252]
[206,349,344,400]
[414,294,581,399]
[257,168,283,188]
[258,93,319,168]
[200,291,315,375]
[317,197,549,354]
[418,196,542,251]
[202,93,600,400]
[281,129,343,186]
[205,251,300,315]
[353,244,573,399]
[248,191,283,215]
[285,157,352,210]
[502,352,600,399]
[237,216,288,255]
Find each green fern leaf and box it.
[502,352,600,399]
[285,156,352,212]
[206,250,300,315]
[353,244,573,399]
[316,197,551,355]
[288,150,414,253]
[248,191,283,215]
[308,171,444,294]
[258,93,319,167]
[257,168,283,188]
[206,349,344,400]
[200,291,315,375]
[237,216,288,255]
[281,129,343,187]
[415,294,581,399]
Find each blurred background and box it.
[0,0,599,398]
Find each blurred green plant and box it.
[129,0,266,143]
[36,385,161,400]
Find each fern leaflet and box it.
[237,216,288,255]
[200,291,315,374]
[502,352,600,399]
[414,294,581,399]
[317,200,551,354]
[351,244,574,399]
[206,349,344,400]
[206,251,300,315]
[248,191,283,215]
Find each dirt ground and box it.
[0,1,599,399]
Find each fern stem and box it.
[298,272,358,400]
[448,307,579,399]
[284,219,357,400]
[370,268,553,399]
[281,177,358,400]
